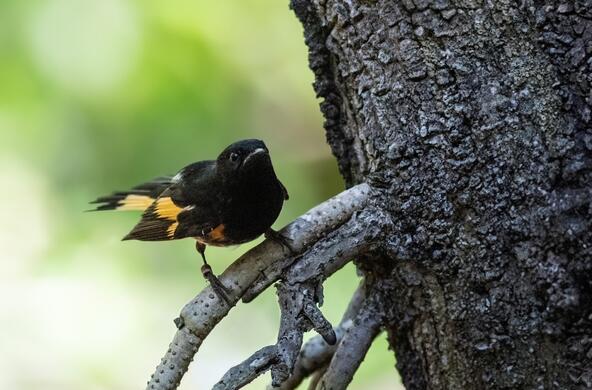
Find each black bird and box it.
[91,139,289,303]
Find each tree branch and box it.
[212,208,385,389]
[243,187,377,303]
[211,281,336,390]
[146,183,373,390]
[212,346,278,390]
[316,298,383,390]
[276,282,367,390]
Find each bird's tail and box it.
[89,176,172,212]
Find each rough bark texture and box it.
[291,0,592,389]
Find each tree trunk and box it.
[291,0,592,388]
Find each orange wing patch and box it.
[153,197,183,238]
[167,222,179,238]
[154,197,183,220]
[123,196,187,241]
[116,195,155,211]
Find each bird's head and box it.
[217,139,273,181]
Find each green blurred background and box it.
[0,0,402,388]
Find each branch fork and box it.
[146,183,387,390]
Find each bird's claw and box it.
[201,264,232,306]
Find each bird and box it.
[90,139,289,303]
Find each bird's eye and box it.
[229,152,239,162]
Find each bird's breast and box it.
[220,179,284,243]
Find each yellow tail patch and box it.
[117,195,155,211]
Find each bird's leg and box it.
[196,241,231,305]
[264,228,295,255]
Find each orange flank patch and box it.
[195,224,226,246]
[209,224,226,242]
[117,195,154,211]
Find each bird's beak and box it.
[243,148,267,165]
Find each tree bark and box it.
[291,0,592,389]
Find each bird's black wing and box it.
[123,161,223,242]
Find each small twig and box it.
[303,302,337,345]
[146,184,373,390]
[316,298,383,390]
[275,282,367,390]
[212,346,278,390]
[271,283,309,386]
